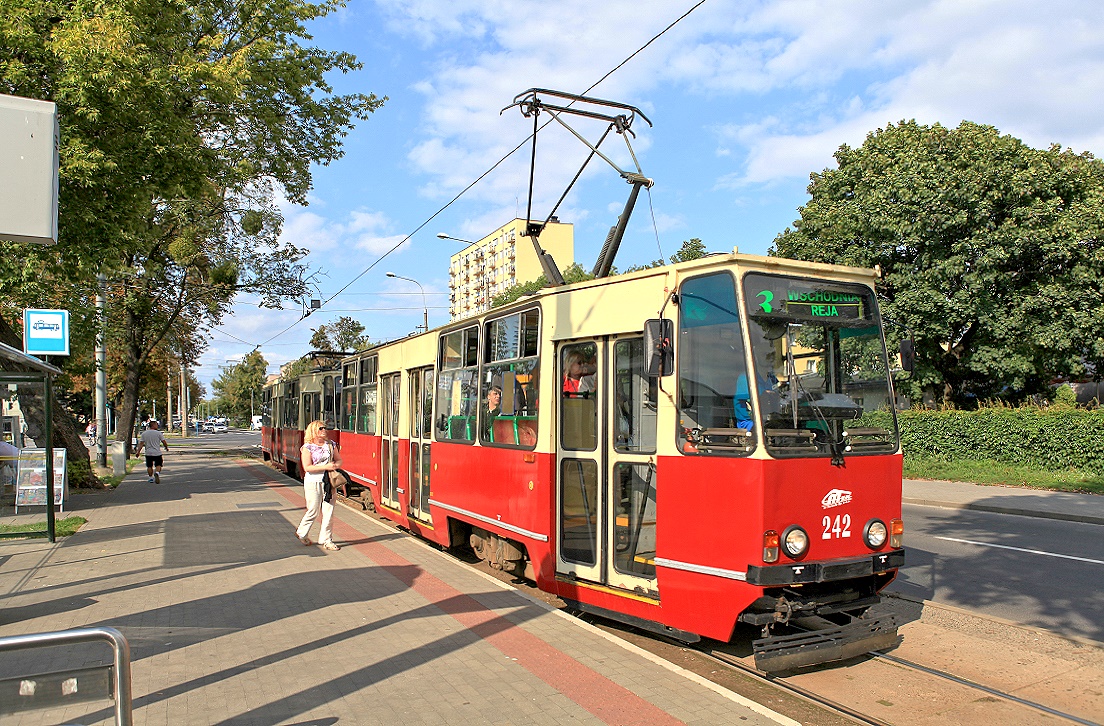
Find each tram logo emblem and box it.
[821,489,853,509]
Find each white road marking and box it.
[934,536,1104,565]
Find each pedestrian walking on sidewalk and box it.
[296,420,342,551]
[140,420,169,483]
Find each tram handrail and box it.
[0,626,133,725]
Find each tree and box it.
[772,120,1104,406]
[669,237,708,264]
[1,0,385,454]
[309,316,369,351]
[211,350,267,422]
[622,237,709,272]
[492,264,594,308]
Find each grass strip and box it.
[0,515,88,537]
[904,457,1104,494]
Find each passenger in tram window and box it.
[563,350,596,394]
[481,385,502,442]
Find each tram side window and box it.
[323,375,337,428]
[302,393,317,426]
[341,362,358,431]
[677,273,754,457]
[481,309,540,448]
[261,388,273,427]
[614,339,657,454]
[358,357,378,435]
[561,342,598,452]
[283,382,300,429]
[436,326,479,443]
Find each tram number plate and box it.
[822,514,852,540]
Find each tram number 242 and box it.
[822,514,852,540]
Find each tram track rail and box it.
[690,639,1099,726]
[866,650,1100,726]
[692,642,891,726]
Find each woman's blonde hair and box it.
[304,420,327,441]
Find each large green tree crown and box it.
[772,120,1104,405]
[0,0,385,461]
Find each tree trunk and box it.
[0,316,101,487]
[117,338,145,459]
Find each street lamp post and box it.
[436,232,473,245]
[386,272,428,332]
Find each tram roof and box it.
[310,249,881,368]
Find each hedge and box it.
[861,407,1104,474]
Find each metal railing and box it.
[0,626,133,725]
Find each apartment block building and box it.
[448,218,574,319]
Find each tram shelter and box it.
[0,341,63,542]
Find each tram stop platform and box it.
[0,449,796,726]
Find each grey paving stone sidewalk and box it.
[903,478,1104,525]
[0,452,794,726]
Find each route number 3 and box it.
[822,514,852,540]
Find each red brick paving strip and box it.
[244,460,686,726]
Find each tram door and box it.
[408,367,433,524]
[556,337,658,594]
[379,372,401,511]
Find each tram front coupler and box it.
[740,587,900,672]
[750,611,900,673]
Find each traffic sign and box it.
[23,308,69,356]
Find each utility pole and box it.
[179,362,189,438]
[95,273,107,467]
[167,367,172,432]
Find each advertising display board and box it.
[0,93,59,246]
[14,448,67,512]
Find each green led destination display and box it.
[743,273,871,322]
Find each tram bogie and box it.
[261,251,905,671]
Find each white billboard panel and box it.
[0,94,59,245]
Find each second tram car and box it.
[262,251,905,670]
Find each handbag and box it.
[323,469,349,502]
[327,468,349,495]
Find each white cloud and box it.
[279,209,342,253]
[377,0,1104,196]
[354,233,410,256]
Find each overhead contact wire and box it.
[255,0,709,348]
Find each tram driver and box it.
[733,369,778,432]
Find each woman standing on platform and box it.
[296,420,342,551]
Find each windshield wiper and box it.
[789,373,846,466]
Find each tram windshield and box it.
[675,271,899,458]
[743,273,898,459]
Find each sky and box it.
[195,0,1104,391]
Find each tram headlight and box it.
[780,525,809,559]
[864,519,888,550]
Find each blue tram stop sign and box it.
[23,308,70,356]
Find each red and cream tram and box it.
[262,252,905,670]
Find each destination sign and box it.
[743,273,871,323]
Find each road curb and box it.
[902,498,1104,526]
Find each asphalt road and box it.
[890,502,1104,643]
[171,427,261,455]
